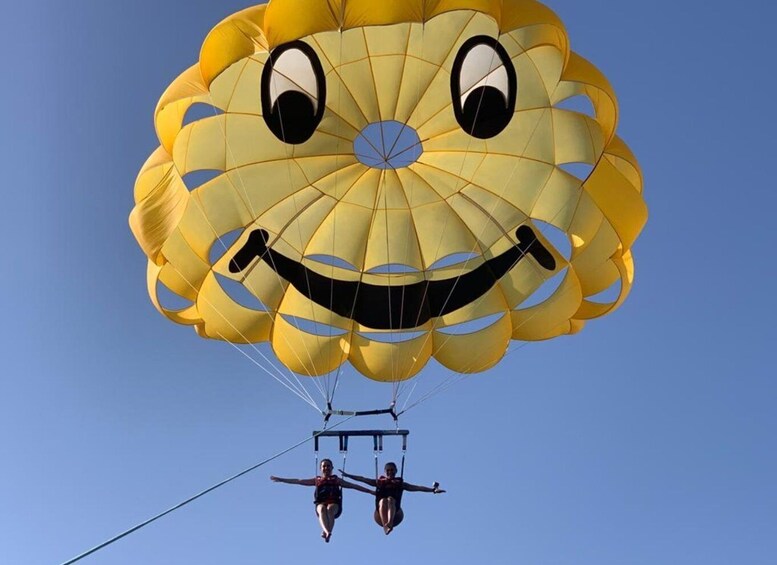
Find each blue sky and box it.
[2,1,776,564]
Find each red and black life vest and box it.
[376,476,404,507]
[314,475,342,505]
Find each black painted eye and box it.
[261,41,326,144]
[451,36,517,139]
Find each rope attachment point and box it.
[322,402,399,426]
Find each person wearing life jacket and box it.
[271,459,374,542]
[340,462,445,535]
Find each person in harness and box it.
[340,461,445,535]
[271,459,374,542]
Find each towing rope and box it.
[60,418,354,565]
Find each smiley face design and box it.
[130,0,647,381]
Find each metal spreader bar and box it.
[313,429,410,454]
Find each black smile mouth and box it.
[229,225,555,330]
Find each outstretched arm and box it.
[340,479,376,495]
[270,476,317,486]
[403,481,445,494]
[339,470,377,487]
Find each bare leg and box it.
[316,503,333,541]
[379,497,397,534]
[325,504,340,541]
[377,499,389,530]
[316,503,339,542]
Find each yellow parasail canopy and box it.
[130,0,647,382]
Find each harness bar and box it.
[313,430,410,453]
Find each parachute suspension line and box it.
[200,91,327,408]
[396,31,500,406]
[319,23,395,413]
[324,30,344,406]
[164,260,319,411]
[391,20,428,405]
[58,419,355,565]
[402,29,593,412]
[402,307,570,414]
[400,432,408,478]
[358,39,400,390]
[253,51,329,402]
[398,379,420,414]
[177,171,321,408]
[401,270,585,415]
[329,369,345,413]
[378,168,401,390]
[503,339,532,360]
[295,32,391,411]
[400,372,471,415]
[219,334,320,411]
[400,284,564,413]
[193,249,320,409]
[279,214,332,401]
[396,58,512,412]
[392,26,491,390]
[427,134,590,377]
[324,26,349,411]
[335,136,394,402]
[401,280,583,415]
[257,207,330,405]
